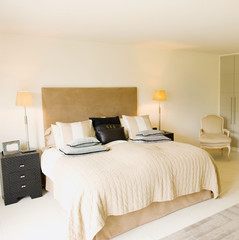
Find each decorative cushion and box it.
[90,117,121,141]
[122,115,152,139]
[96,123,122,130]
[59,145,109,155]
[95,126,126,144]
[90,116,121,128]
[54,120,94,148]
[67,137,100,148]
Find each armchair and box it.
[199,115,231,158]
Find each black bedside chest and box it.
[152,128,174,141]
[162,131,174,141]
[0,151,42,205]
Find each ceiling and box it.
[1,0,239,54]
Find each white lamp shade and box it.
[16,91,33,107]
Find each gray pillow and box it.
[67,137,100,148]
[60,145,109,155]
[131,135,170,142]
[136,130,165,137]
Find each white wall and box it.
[133,47,220,144]
[0,33,219,152]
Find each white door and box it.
[220,55,236,146]
[233,55,239,147]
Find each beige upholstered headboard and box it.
[42,87,137,131]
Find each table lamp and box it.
[153,90,166,130]
[16,91,33,151]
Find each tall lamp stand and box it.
[158,104,161,130]
[24,106,30,150]
[153,90,166,130]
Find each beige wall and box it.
[0,33,219,151]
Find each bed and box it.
[41,87,220,240]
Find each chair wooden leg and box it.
[227,146,231,160]
[221,148,223,156]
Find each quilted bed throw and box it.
[53,141,220,240]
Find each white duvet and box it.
[41,141,220,240]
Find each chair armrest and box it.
[223,129,230,137]
[199,129,204,137]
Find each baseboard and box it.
[232,147,239,152]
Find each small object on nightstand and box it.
[2,140,21,156]
[0,151,42,205]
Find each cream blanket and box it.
[52,141,220,240]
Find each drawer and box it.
[9,170,35,183]
[2,155,39,173]
[10,181,35,195]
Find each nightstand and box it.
[0,151,42,205]
[162,131,174,141]
[152,128,174,141]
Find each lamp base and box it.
[21,148,36,153]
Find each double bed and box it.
[41,87,220,240]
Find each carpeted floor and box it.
[161,204,239,240]
[1,150,239,240]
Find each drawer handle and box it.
[20,175,25,179]
[19,164,25,168]
[21,184,26,188]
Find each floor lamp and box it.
[153,90,166,130]
[16,91,33,151]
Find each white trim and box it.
[232,147,239,152]
[220,53,239,56]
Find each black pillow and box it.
[90,116,122,141]
[96,123,121,130]
[90,116,121,128]
[95,127,126,144]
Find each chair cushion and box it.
[201,115,223,134]
[199,133,231,144]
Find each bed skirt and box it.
[45,176,212,240]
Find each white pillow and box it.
[51,124,63,149]
[44,127,56,148]
[54,120,94,148]
[122,115,152,139]
[120,118,129,139]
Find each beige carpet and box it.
[161,203,239,240]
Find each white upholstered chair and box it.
[199,115,231,158]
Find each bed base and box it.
[45,176,212,240]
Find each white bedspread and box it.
[42,141,220,240]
